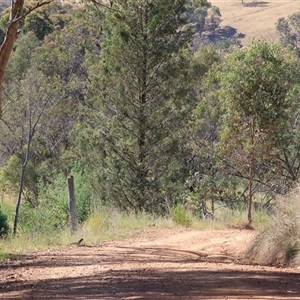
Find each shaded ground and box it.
[1,228,300,299]
[202,25,244,43]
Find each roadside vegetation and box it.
[247,185,300,267]
[0,198,269,259]
[0,0,300,266]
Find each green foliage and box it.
[188,47,240,210]
[0,208,9,237]
[186,0,211,28]
[16,170,91,234]
[70,170,91,223]
[213,38,242,54]
[5,32,41,83]
[218,41,294,130]
[0,253,10,260]
[208,40,299,202]
[0,6,96,209]
[2,0,300,241]
[0,6,100,236]
[0,28,4,45]
[0,7,10,31]
[0,208,171,253]
[23,11,53,40]
[0,155,40,207]
[18,185,69,234]
[82,0,195,213]
[0,203,270,253]
[185,0,222,51]
[172,205,192,227]
[192,44,221,78]
[21,1,75,40]
[190,40,300,222]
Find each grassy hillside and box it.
[211,0,300,45]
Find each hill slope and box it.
[211,0,300,45]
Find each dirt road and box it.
[1,228,300,299]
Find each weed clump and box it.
[172,205,193,227]
[0,208,9,237]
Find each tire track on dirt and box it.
[1,229,300,299]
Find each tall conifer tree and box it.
[86,0,193,213]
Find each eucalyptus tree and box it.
[84,0,194,213]
[0,63,57,234]
[185,44,228,211]
[0,32,40,167]
[266,83,300,193]
[13,69,56,234]
[0,0,53,116]
[203,40,299,225]
[0,6,91,176]
[0,7,96,233]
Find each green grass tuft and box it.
[172,205,193,227]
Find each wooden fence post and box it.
[68,176,77,234]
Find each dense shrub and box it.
[0,209,9,237]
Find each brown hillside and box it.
[211,0,300,45]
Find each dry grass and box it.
[0,204,269,259]
[0,208,173,258]
[211,0,300,45]
[246,186,300,266]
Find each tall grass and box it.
[0,206,172,256]
[0,203,270,259]
[81,206,173,243]
[247,186,300,266]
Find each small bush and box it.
[0,208,9,237]
[17,171,92,234]
[172,205,192,227]
[18,173,69,233]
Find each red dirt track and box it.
[1,228,300,299]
